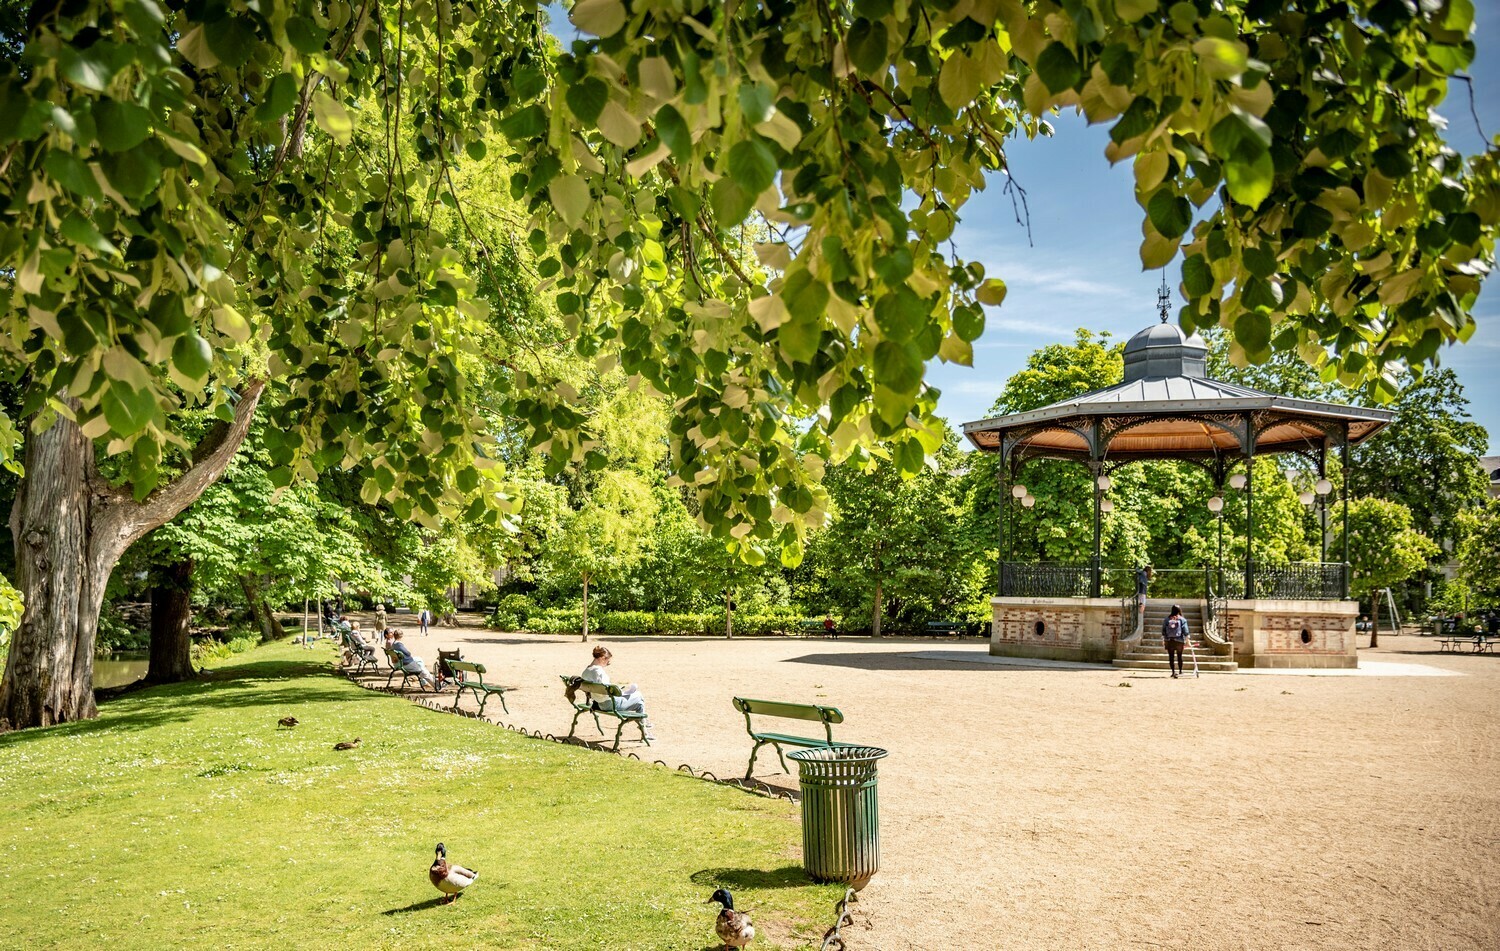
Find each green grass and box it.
[0,641,840,949]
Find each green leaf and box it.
[655,104,691,159]
[256,73,299,123]
[1233,311,1272,354]
[873,340,922,394]
[1208,110,1271,161]
[59,211,118,256]
[976,278,1007,307]
[101,149,162,198]
[43,150,103,200]
[939,52,981,109]
[171,333,213,384]
[499,104,547,141]
[778,312,822,362]
[1034,43,1083,94]
[1114,0,1158,22]
[565,77,609,125]
[205,17,258,69]
[847,19,890,75]
[1147,188,1192,239]
[58,46,120,92]
[549,175,591,227]
[1181,254,1212,297]
[284,17,325,54]
[726,139,777,196]
[571,0,627,37]
[92,100,152,152]
[1192,37,1248,80]
[953,304,985,341]
[782,270,830,321]
[710,178,754,224]
[311,91,353,144]
[737,83,775,124]
[1223,151,1274,207]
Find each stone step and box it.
[1112,658,1240,672]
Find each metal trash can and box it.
[787,746,888,889]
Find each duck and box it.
[706,888,754,949]
[332,737,361,750]
[277,716,299,729]
[429,842,478,903]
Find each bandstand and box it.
[962,295,1393,670]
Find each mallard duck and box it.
[707,888,754,949]
[277,716,299,729]
[332,737,360,750]
[429,842,478,903]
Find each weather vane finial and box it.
[1157,271,1171,323]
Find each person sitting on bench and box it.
[390,629,438,690]
[581,646,655,740]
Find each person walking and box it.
[418,607,431,636]
[1162,603,1189,679]
[374,602,388,636]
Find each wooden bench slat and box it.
[733,697,844,724]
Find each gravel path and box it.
[353,621,1500,950]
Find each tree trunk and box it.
[0,412,104,728]
[263,600,285,640]
[240,576,274,642]
[147,557,195,684]
[580,576,590,642]
[872,581,883,638]
[1369,591,1380,649]
[725,587,734,639]
[0,382,264,730]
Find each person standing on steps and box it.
[1135,564,1153,628]
[1162,604,1189,679]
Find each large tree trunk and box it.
[264,601,285,640]
[0,382,264,730]
[872,580,883,638]
[580,576,590,642]
[1369,591,1380,649]
[1,412,105,728]
[725,587,734,639]
[147,557,195,683]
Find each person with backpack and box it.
[1162,604,1189,679]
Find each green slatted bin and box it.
[787,746,888,889]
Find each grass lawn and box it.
[0,640,841,949]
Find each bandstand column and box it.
[1244,413,1257,600]
[1341,426,1351,600]
[998,435,1008,596]
[1089,447,1102,599]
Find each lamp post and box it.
[1207,493,1225,583]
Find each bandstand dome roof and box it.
[963,312,1393,463]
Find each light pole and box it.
[1207,493,1225,584]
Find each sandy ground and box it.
[347,620,1500,950]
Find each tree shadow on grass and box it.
[0,658,370,749]
[690,866,813,891]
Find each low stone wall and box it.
[989,597,1126,664]
[1220,599,1359,668]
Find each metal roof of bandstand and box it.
[962,314,1393,467]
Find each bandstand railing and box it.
[1001,561,1348,602]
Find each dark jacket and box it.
[1162,615,1189,642]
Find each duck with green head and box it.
[706,888,754,949]
[429,842,478,904]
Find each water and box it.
[93,653,148,689]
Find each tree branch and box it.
[94,380,268,570]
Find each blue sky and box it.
[932,10,1500,454]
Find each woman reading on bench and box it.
[581,646,655,740]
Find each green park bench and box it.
[800,618,837,637]
[923,621,968,637]
[339,631,378,675]
[561,676,650,751]
[732,697,853,779]
[383,647,437,693]
[447,660,509,716]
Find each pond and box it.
[94,653,148,690]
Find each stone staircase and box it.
[1114,599,1239,673]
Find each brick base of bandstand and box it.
[990,597,1360,669]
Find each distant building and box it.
[1484,455,1500,500]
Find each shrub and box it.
[486,593,540,631]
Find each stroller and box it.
[435,648,465,690]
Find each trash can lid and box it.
[787,746,888,764]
